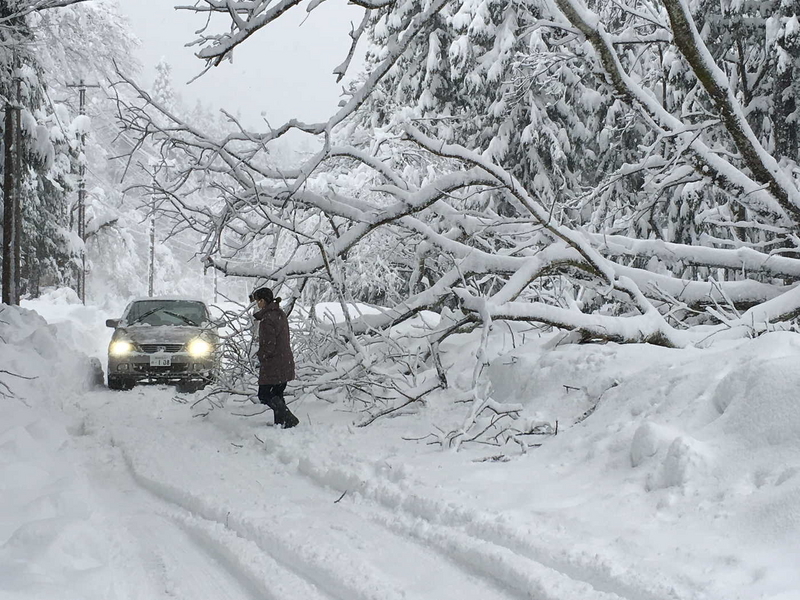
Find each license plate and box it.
[150,356,172,367]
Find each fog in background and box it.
[116,0,365,129]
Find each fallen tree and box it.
[113,0,800,441]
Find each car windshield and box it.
[125,300,207,327]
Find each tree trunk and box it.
[2,104,19,305]
[773,3,799,161]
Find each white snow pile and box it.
[0,295,108,598]
[0,292,103,405]
[478,334,800,598]
[1,290,800,600]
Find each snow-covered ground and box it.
[2,290,799,600]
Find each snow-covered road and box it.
[74,387,517,600]
[66,386,630,600]
[4,295,800,600]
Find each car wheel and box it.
[175,381,197,394]
[108,375,133,391]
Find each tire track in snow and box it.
[72,436,272,600]
[125,513,263,600]
[86,388,686,600]
[167,510,331,600]
[265,450,631,600]
[118,450,366,600]
[362,507,626,600]
[194,402,643,600]
[161,418,635,600]
[114,433,518,600]
[263,438,700,600]
[70,396,333,600]
[287,460,632,600]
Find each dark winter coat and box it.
[254,302,296,385]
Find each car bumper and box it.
[108,353,215,384]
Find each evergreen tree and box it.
[2,0,144,298]
[1,0,68,299]
[152,57,177,114]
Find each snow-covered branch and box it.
[661,0,800,219]
[0,0,90,24]
[552,0,797,225]
[455,289,686,347]
[181,0,307,67]
[588,233,800,280]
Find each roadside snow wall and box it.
[486,331,800,546]
[0,302,103,409]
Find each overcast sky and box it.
[115,0,365,130]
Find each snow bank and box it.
[478,331,800,597]
[0,302,115,599]
[0,403,114,599]
[0,302,103,406]
[487,332,800,494]
[21,288,122,366]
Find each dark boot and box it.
[260,396,281,425]
[260,383,295,428]
[269,393,290,427]
[281,409,299,429]
[259,384,281,425]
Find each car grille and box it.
[139,343,184,354]
[133,364,188,373]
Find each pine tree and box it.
[2,0,144,298]
[152,57,177,114]
[1,0,57,299]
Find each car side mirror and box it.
[106,319,120,328]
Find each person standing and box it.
[251,287,299,428]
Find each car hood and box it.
[115,325,213,345]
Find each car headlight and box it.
[187,338,212,357]
[109,340,133,357]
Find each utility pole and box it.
[66,79,100,304]
[2,54,22,306]
[148,217,155,296]
[213,266,218,303]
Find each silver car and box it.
[106,297,218,392]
